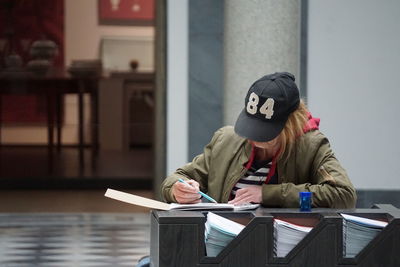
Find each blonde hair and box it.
[276,99,309,161]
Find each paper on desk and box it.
[105,188,235,210]
[105,188,259,211]
[105,188,171,210]
[340,213,388,228]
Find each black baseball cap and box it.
[234,72,300,142]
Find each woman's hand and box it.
[228,186,262,205]
[171,179,202,204]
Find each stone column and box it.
[188,0,224,159]
[224,0,301,125]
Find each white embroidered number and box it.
[246,92,275,119]
[260,98,275,119]
[246,92,259,115]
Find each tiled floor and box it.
[0,145,156,266]
[0,190,153,267]
[0,190,154,266]
[0,213,150,266]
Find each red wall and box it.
[0,0,64,124]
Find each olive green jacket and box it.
[161,126,356,208]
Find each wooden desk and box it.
[0,70,99,172]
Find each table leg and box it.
[0,94,2,174]
[78,81,84,174]
[47,92,54,174]
[0,94,2,146]
[90,81,99,170]
[56,93,62,152]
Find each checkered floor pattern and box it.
[0,213,150,267]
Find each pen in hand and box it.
[178,178,218,203]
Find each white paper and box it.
[169,203,234,210]
[340,213,388,228]
[233,203,260,211]
[105,189,171,210]
[105,188,262,211]
[204,212,246,256]
[206,212,245,236]
[273,218,313,257]
[274,219,313,232]
[341,213,387,257]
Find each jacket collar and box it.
[238,140,252,168]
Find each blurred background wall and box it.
[166,0,400,206]
[307,0,400,190]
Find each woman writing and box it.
[161,72,356,208]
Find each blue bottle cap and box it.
[300,191,312,197]
[299,191,312,212]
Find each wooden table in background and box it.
[0,70,99,173]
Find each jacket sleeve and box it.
[160,128,225,203]
[262,132,357,208]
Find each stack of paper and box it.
[204,212,245,257]
[273,218,313,257]
[341,213,388,257]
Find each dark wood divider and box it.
[150,205,400,267]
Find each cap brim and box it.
[234,109,286,142]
